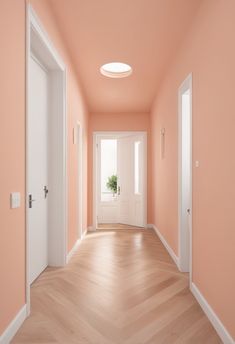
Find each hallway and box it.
[1,1,235,343]
[13,227,221,344]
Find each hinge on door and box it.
[96,143,98,149]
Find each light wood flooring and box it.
[13,225,222,343]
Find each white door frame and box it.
[75,121,83,239]
[26,5,67,315]
[93,131,147,230]
[178,73,192,279]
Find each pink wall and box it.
[0,0,89,336]
[150,0,235,338]
[29,0,89,251]
[0,0,26,335]
[88,112,150,226]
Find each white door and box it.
[28,56,48,284]
[178,74,192,273]
[117,135,144,227]
[117,136,133,225]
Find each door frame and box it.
[92,131,147,230]
[178,73,193,280]
[75,121,83,239]
[26,5,67,315]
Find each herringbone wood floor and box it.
[13,225,222,343]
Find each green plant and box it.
[106,175,117,194]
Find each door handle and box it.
[28,194,35,208]
[118,186,121,195]
[187,208,191,214]
[44,186,49,198]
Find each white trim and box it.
[190,283,235,344]
[93,134,97,230]
[142,133,148,228]
[66,229,87,263]
[30,52,48,73]
[148,224,179,268]
[28,6,65,70]
[26,4,67,316]
[148,221,235,344]
[0,305,27,344]
[178,73,193,276]
[75,121,83,239]
[92,131,147,230]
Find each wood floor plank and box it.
[12,225,222,343]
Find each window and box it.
[100,139,117,202]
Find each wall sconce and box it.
[161,127,165,159]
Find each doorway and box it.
[27,5,67,313]
[93,132,147,229]
[75,122,83,239]
[178,73,192,275]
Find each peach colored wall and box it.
[88,113,151,226]
[150,0,235,339]
[29,0,89,251]
[0,0,89,336]
[0,0,26,335]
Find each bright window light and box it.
[101,139,117,202]
[100,62,132,78]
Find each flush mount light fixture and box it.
[100,62,132,78]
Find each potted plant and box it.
[106,175,117,197]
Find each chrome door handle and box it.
[28,194,36,208]
[187,208,191,214]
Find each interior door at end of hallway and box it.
[117,135,144,227]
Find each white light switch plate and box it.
[11,192,21,209]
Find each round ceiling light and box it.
[100,62,132,78]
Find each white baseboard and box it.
[148,223,234,344]
[146,224,153,229]
[0,305,27,344]
[66,229,87,263]
[190,283,234,344]
[147,224,179,268]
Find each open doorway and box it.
[178,73,192,275]
[93,132,147,230]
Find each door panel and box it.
[117,136,133,225]
[117,135,144,227]
[132,136,144,226]
[28,56,48,284]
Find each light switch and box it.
[195,160,200,168]
[10,192,21,209]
